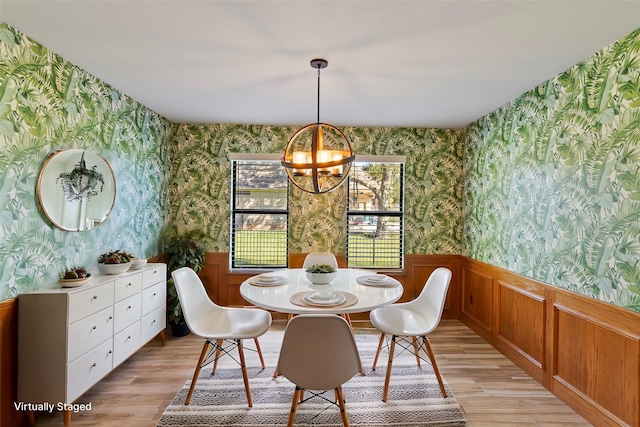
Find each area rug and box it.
[157,334,466,427]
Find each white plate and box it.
[304,292,346,306]
[357,275,396,287]
[257,275,278,282]
[249,276,287,287]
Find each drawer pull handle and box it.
[153,293,156,296]
[128,305,132,309]
[93,296,97,300]
[92,363,97,368]
[127,335,131,340]
[127,283,132,287]
[109,316,113,320]
[152,320,156,324]
[92,326,97,330]
[108,350,112,354]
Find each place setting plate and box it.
[303,291,346,307]
[249,274,288,287]
[356,274,398,287]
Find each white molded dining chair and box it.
[277,314,362,427]
[369,267,452,402]
[302,252,339,269]
[171,267,272,407]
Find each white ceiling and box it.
[2,1,640,128]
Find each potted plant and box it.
[165,237,205,336]
[305,263,337,284]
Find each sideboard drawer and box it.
[141,305,165,344]
[114,274,143,302]
[113,321,141,367]
[66,339,113,402]
[113,293,142,334]
[68,282,114,323]
[143,264,166,288]
[142,281,165,316]
[68,307,114,362]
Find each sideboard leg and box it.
[27,410,35,426]
[63,409,72,427]
[158,329,166,346]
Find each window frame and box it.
[346,156,405,271]
[230,154,289,271]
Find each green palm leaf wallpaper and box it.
[1,19,639,315]
[463,28,640,312]
[168,124,464,256]
[0,23,171,300]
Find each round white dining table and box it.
[239,268,403,315]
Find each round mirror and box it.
[37,149,116,231]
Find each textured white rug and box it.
[157,333,466,427]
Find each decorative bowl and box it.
[131,258,147,268]
[98,262,132,275]
[306,271,337,284]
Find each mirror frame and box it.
[37,149,116,232]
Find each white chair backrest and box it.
[302,252,338,269]
[410,267,452,332]
[171,267,221,334]
[277,315,361,391]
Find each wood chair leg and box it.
[63,410,72,427]
[27,410,35,426]
[288,387,302,427]
[254,337,266,369]
[211,339,223,375]
[423,336,447,397]
[237,339,253,407]
[185,341,210,405]
[382,336,396,402]
[412,336,421,366]
[335,386,350,427]
[372,333,385,370]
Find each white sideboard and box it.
[17,263,166,415]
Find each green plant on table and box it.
[305,263,337,273]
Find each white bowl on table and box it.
[131,258,147,269]
[305,271,337,284]
[98,262,132,275]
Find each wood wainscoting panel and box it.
[494,275,546,383]
[460,262,493,339]
[0,298,27,427]
[552,293,640,427]
[404,254,460,319]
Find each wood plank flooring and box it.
[30,320,590,426]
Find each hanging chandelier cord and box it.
[316,66,321,124]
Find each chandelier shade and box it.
[281,59,354,194]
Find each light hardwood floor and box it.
[31,319,591,426]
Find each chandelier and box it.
[281,59,354,194]
[56,151,105,202]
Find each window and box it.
[231,158,288,269]
[347,160,404,269]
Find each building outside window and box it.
[347,158,404,269]
[230,156,288,269]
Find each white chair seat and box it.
[189,307,271,339]
[369,305,430,337]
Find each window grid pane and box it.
[231,161,288,269]
[347,162,403,269]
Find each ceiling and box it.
[2,1,640,128]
